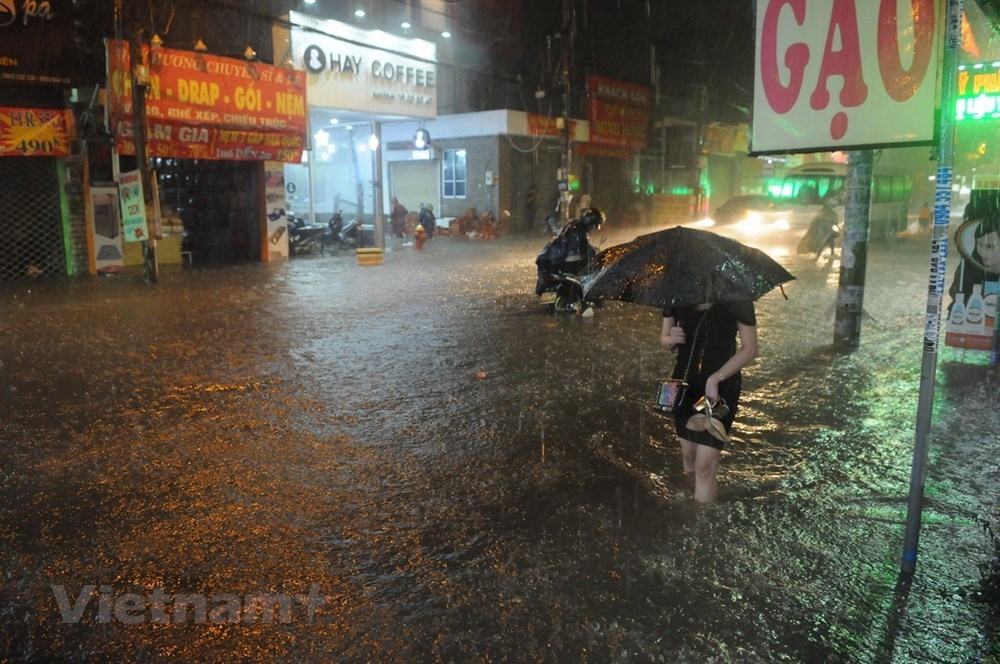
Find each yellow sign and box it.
[0,107,75,157]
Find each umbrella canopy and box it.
[580,226,795,308]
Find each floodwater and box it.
[1,222,998,662]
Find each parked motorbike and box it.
[287,214,327,256]
[534,207,606,313]
[321,210,361,253]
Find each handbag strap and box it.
[679,307,710,381]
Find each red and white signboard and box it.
[106,40,308,163]
[752,0,942,154]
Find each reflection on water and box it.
[0,229,997,661]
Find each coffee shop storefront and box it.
[273,12,437,245]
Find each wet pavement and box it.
[1,223,999,662]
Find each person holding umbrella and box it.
[581,226,794,504]
[660,301,758,504]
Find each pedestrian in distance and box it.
[660,300,759,504]
[525,183,539,231]
[419,203,436,240]
[918,202,932,232]
[390,196,408,238]
[797,203,840,257]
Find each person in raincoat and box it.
[390,196,408,238]
[797,203,840,257]
[419,203,436,240]
[660,301,759,504]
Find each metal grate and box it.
[0,157,65,281]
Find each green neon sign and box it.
[957,62,1000,121]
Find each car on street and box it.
[695,193,827,256]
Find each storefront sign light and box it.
[957,62,1000,121]
[413,128,430,149]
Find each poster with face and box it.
[945,188,1000,351]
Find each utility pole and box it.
[128,23,158,283]
[832,150,874,350]
[692,84,707,219]
[557,0,575,226]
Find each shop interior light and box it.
[244,46,256,60]
[413,128,430,150]
[313,128,330,148]
[151,34,163,49]
[368,133,380,151]
[194,39,207,52]
[355,9,366,18]
[441,31,451,39]
[401,21,412,29]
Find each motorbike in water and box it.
[534,207,606,313]
[321,211,361,253]
[286,214,328,256]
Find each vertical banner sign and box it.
[585,76,651,158]
[118,170,149,242]
[752,0,941,153]
[945,183,1000,350]
[89,187,124,273]
[263,164,289,261]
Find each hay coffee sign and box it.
[752,0,942,153]
[286,11,437,120]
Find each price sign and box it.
[0,107,75,157]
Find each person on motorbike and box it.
[534,207,605,298]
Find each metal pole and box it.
[372,121,385,250]
[901,0,962,576]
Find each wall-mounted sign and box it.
[282,11,437,120]
[752,0,941,154]
[586,75,650,151]
[526,113,578,138]
[106,40,308,162]
[0,0,75,85]
[118,170,149,243]
[946,184,1000,351]
[0,106,75,157]
[956,62,1000,121]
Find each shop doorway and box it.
[389,161,440,218]
[0,157,64,281]
[156,160,262,264]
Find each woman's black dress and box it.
[664,301,756,450]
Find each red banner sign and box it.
[107,40,308,162]
[0,107,76,157]
[586,75,650,151]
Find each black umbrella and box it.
[580,226,795,308]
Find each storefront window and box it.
[443,149,467,198]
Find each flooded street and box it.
[2,223,999,662]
